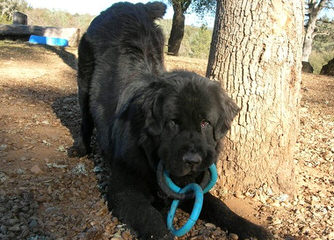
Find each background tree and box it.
[302,0,333,62]
[167,0,215,56]
[309,17,334,73]
[206,0,304,195]
[0,0,29,23]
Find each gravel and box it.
[0,192,50,240]
[0,42,333,240]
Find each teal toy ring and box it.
[167,183,203,237]
[163,164,218,194]
[162,163,218,237]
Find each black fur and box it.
[73,2,273,239]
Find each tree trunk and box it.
[302,0,328,62]
[302,12,318,61]
[207,0,304,195]
[167,4,185,56]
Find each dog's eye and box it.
[200,120,210,128]
[168,120,178,128]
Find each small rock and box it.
[63,97,74,103]
[41,120,49,125]
[8,224,20,232]
[0,172,8,183]
[278,194,289,202]
[204,223,216,229]
[30,165,42,174]
[116,224,127,229]
[327,232,334,239]
[29,219,38,228]
[21,228,30,238]
[0,225,8,234]
[0,144,7,151]
[93,166,103,173]
[8,218,19,225]
[42,140,51,146]
[28,235,48,240]
[57,145,66,152]
[45,206,59,214]
[46,163,67,169]
[229,233,239,240]
[72,163,87,175]
[234,191,245,199]
[121,231,132,239]
[16,168,25,174]
[273,219,282,225]
[272,200,280,207]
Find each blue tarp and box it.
[29,35,68,47]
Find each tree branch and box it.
[315,0,328,11]
[181,0,192,12]
[313,31,330,37]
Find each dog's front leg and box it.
[180,193,273,240]
[108,188,174,240]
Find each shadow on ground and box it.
[51,92,111,202]
[41,45,77,70]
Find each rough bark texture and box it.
[167,1,189,55]
[302,0,328,62]
[207,0,304,195]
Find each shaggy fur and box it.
[73,2,273,239]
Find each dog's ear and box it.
[145,2,166,20]
[115,84,165,137]
[145,93,164,136]
[211,83,240,141]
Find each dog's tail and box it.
[145,2,166,20]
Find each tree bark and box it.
[167,1,189,56]
[302,0,328,62]
[207,0,304,195]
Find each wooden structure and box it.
[13,12,27,25]
[0,24,80,47]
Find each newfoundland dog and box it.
[72,1,273,239]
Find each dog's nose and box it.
[182,153,202,165]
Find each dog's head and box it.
[143,71,240,178]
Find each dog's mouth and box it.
[156,161,211,200]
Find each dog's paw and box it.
[145,232,174,240]
[67,143,90,158]
[238,225,274,240]
[162,233,175,240]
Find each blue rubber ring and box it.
[167,183,203,237]
[163,171,181,193]
[163,164,217,194]
[202,164,218,193]
[164,164,218,236]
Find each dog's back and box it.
[85,2,166,77]
[75,2,167,156]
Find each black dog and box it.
[73,2,273,239]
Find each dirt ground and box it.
[0,40,333,240]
